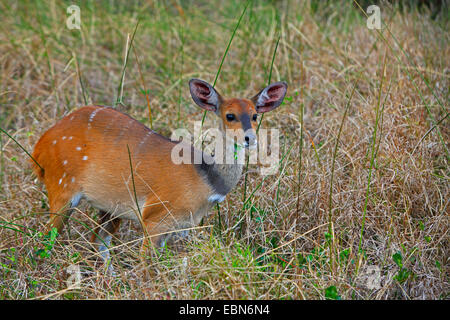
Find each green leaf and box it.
[324,232,332,243]
[418,221,424,231]
[435,260,441,271]
[339,248,350,262]
[392,252,403,268]
[325,286,341,300]
[394,268,410,283]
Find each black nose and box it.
[245,136,250,143]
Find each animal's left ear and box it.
[251,81,288,113]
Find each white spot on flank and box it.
[62,172,67,178]
[76,146,81,151]
[58,178,62,185]
[208,194,226,203]
[63,160,68,165]
[62,136,66,140]
[68,136,73,140]
[82,156,88,161]
[63,183,67,188]
[53,140,57,145]
[71,177,75,183]
[88,107,106,129]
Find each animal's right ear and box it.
[189,79,223,112]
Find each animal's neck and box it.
[198,131,245,197]
[212,134,244,191]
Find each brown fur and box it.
[33,106,213,248]
[32,80,286,256]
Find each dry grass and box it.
[0,0,448,299]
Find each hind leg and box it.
[45,192,82,235]
[90,211,121,268]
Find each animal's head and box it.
[189,79,287,149]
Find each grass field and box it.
[0,0,448,299]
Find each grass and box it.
[0,0,448,299]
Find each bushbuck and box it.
[32,79,287,262]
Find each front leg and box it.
[139,198,208,257]
[139,199,185,257]
[140,219,171,258]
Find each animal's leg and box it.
[140,220,169,257]
[90,210,121,269]
[140,212,195,256]
[139,197,203,257]
[139,199,177,257]
[45,193,82,235]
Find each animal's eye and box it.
[226,114,236,121]
[252,114,258,121]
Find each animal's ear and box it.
[251,81,288,113]
[189,79,223,112]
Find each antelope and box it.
[31,79,287,263]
